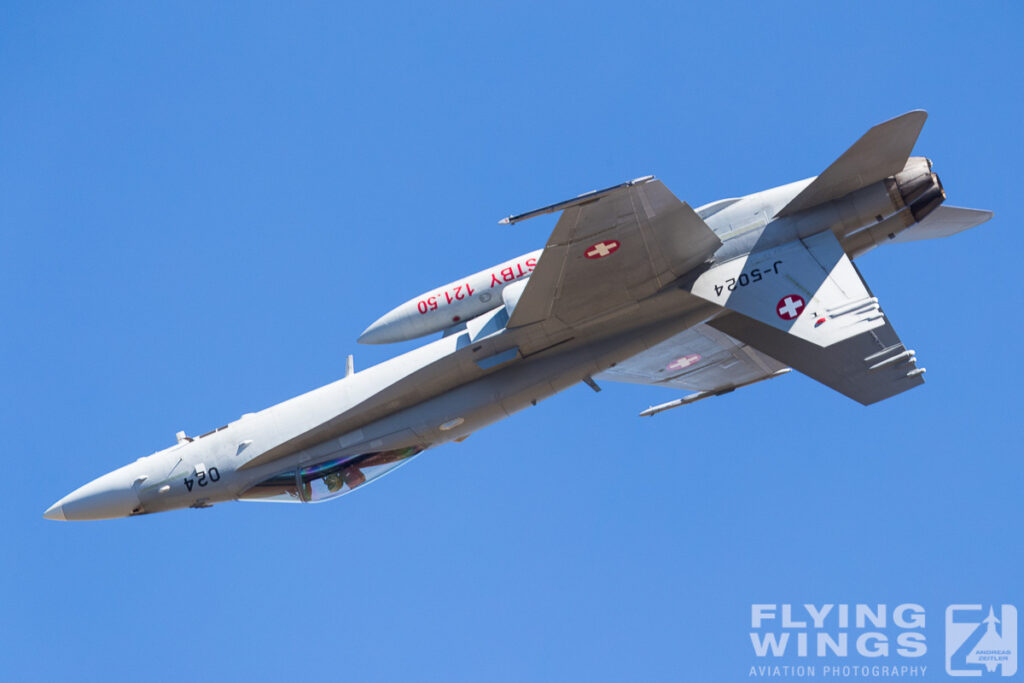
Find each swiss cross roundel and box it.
[584,240,620,259]
[666,353,702,371]
[776,294,806,320]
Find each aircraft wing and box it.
[678,229,926,405]
[687,230,887,348]
[708,304,924,406]
[600,277,924,410]
[595,323,789,396]
[501,177,722,333]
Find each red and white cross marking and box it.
[776,294,806,320]
[584,240,621,259]
[666,353,702,371]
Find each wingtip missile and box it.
[498,175,656,226]
[639,392,711,417]
[638,369,792,417]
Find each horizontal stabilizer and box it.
[775,110,928,217]
[890,205,992,243]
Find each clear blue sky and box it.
[2,3,1021,681]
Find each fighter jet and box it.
[44,110,991,521]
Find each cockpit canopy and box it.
[240,446,423,503]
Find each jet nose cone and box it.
[43,502,66,521]
[46,466,142,521]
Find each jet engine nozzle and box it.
[892,156,945,222]
[908,174,945,222]
[893,157,933,205]
[844,162,947,259]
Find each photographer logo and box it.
[946,605,1017,677]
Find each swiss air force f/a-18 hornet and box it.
[45,111,991,521]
